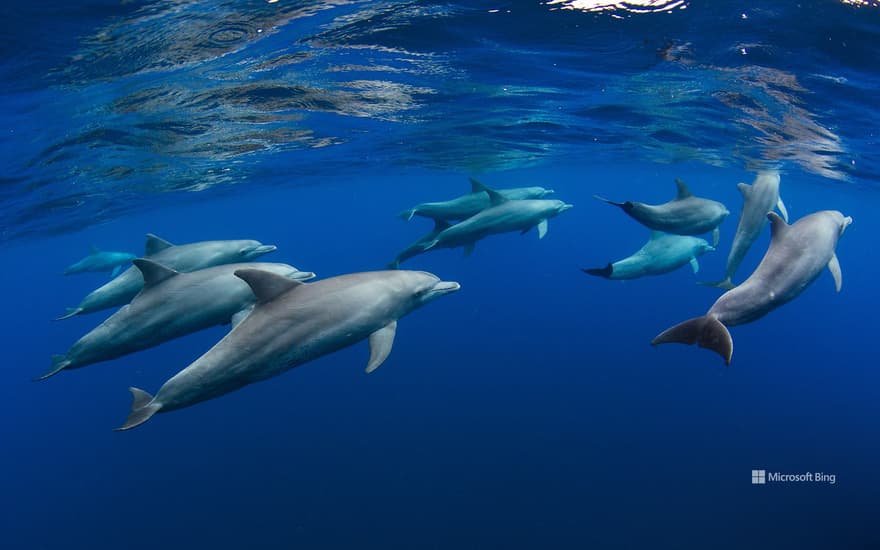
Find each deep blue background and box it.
[2,161,877,549]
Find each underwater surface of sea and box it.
[2,1,879,548]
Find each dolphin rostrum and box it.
[56,234,277,320]
[399,178,554,222]
[64,246,137,277]
[651,210,851,365]
[116,269,460,430]
[595,179,729,245]
[700,170,788,289]
[416,181,573,257]
[583,232,714,280]
[40,261,315,381]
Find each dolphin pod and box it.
[40,261,316,381]
[651,211,851,364]
[64,246,137,277]
[700,170,788,290]
[117,270,460,430]
[595,179,729,246]
[399,178,554,222]
[56,234,277,320]
[583,232,714,280]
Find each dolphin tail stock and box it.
[581,264,613,279]
[34,355,72,381]
[115,387,161,431]
[697,277,735,290]
[651,315,733,365]
[54,307,84,321]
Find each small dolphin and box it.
[418,181,573,256]
[399,178,554,222]
[40,261,315,381]
[700,170,788,289]
[388,219,450,269]
[64,247,137,277]
[116,269,460,430]
[56,234,277,320]
[595,179,729,245]
[583,232,714,280]
[651,210,851,365]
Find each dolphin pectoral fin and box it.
[593,195,625,207]
[828,253,843,292]
[712,227,720,247]
[689,257,700,273]
[54,307,83,321]
[651,315,733,365]
[398,209,416,221]
[582,264,613,279]
[115,387,161,431]
[537,219,549,239]
[421,239,440,252]
[736,182,751,197]
[231,306,254,329]
[777,196,789,223]
[697,277,735,290]
[34,355,71,381]
[463,243,475,257]
[366,320,397,374]
[110,265,123,278]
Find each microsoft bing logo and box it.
[751,469,766,485]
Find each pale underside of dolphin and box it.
[116,269,460,431]
[594,179,729,246]
[700,170,788,290]
[56,233,277,320]
[40,260,315,381]
[651,210,851,365]
[399,178,554,222]
[583,231,714,280]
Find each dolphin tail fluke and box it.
[697,277,735,290]
[54,307,83,321]
[34,355,71,381]
[397,209,416,222]
[581,264,613,279]
[115,387,161,431]
[651,315,733,365]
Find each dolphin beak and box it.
[291,271,316,281]
[560,204,574,212]
[432,281,461,295]
[543,189,556,196]
[252,245,277,255]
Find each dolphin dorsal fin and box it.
[89,245,100,254]
[133,259,179,288]
[432,219,452,234]
[468,177,484,193]
[767,212,790,243]
[674,179,692,199]
[470,178,507,206]
[235,268,305,304]
[145,234,174,256]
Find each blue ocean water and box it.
[2,1,879,548]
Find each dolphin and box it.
[700,170,788,289]
[583,232,715,280]
[388,219,450,269]
[418,181,573,256]
[595,179,729,245]
[40,261,315,381]
[64,247,137,277]
[56,234,277,320]
[116,269,460,430]
[399,178,554,222]
[651,211,851,365]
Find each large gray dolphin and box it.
[116,269,460,430]
[700,170,788,289]
[388,219,450,269]
[40,261,315,381]
[399,178,554,222]
[56,234,277,320]
[651,210,851,365]
[417,181,573,257]
[583,232,714,280]
[64,247,137,277]
[595,179,729,245]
